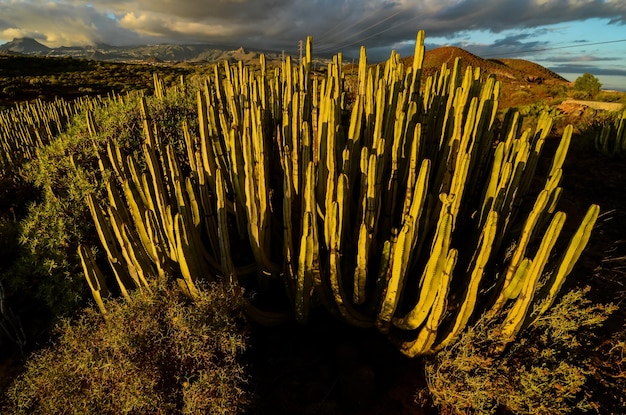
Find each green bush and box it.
[1,282,250,415]
[423,287,616,414]
[2,118,99,317]
[574,73,602,99]
[547,84,567,99]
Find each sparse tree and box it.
[574,73,602,98]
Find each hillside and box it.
[0,39,585,111]
[0,37,50,54]
[0,55,193,107]
[492,57,568,82]
[400,46,568,85]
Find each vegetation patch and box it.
[1,282,250,415]
[423,287,616,414]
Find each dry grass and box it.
[1,282,250,415]
[423,287,616,415]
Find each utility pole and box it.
[298,39,303,66]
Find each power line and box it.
[315,10,417,54]
[314,6,389,45]
[318,10,402,52]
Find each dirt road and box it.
[560,99,624,111]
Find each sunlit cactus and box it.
[0,96,105,173]
[80,30,599,356]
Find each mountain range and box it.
[0,37,285,64]
[0,37,568,85]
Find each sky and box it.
[1,0,625,90]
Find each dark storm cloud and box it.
[432,0,626,32]
[1,0,625,58]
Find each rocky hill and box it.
[0,37,51,54]
[399,46,568,85]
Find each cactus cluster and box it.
[595,108,626,157]
[81,31,599,356]
[0,95,109,173]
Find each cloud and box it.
[549,63,626,77]
[0,0,624,59]
[0,1,147,46]
[432,0,625,33]
[446,31,552,59]
[547,53,624,62]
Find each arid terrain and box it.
[0,46,624,414]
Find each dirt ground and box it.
[559,99,624,112]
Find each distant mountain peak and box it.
[0,37,51,54]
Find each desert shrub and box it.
[519,101,562,119]
[8,189,90,314]
[547,84,568,99]
[596,91,626,103]
[2,85,17,98]
[510,88,531,100]
[569,107,623,154]
[574,73,602,99]
[423,287,616,414]
[1,282,250,415]
[515,102,563,133]
[0,107,91,317]
[2,116,101,317]
[571,90,591,100]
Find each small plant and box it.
[518,101,563,130]
[422,286,616,414]
[1,282,250,415]
[519,101,561,119]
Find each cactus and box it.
[215,168,236,284]
[595,108,626,157]
[529,203,600,322]
[499,211,566,341]
[78,244,109,315]
[0,96,105,174]
[75,30,599,357]
[433,210,498,352]
[401,248,457,356]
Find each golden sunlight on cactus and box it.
[81,30,599,356]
